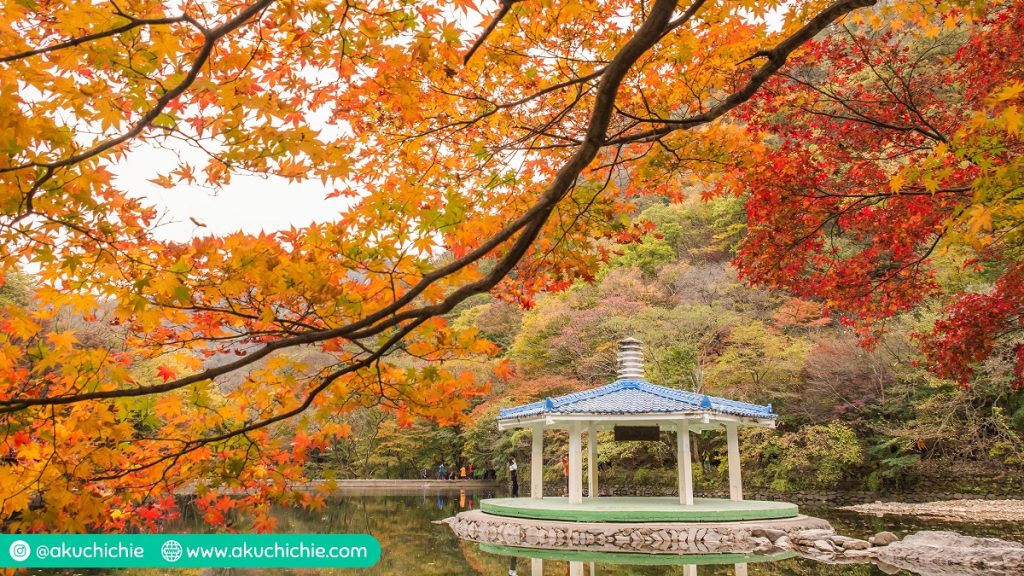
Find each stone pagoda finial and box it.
[616,337,645,380]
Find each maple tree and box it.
[718,1,1024,387]
[0,0,974,531]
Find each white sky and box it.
[115,144,353,241]
[110,3,787,244]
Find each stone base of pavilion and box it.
[480,496,798,523]
[444,507,832,555]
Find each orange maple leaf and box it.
[46,331,78,349]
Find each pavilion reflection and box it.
[526,560,749,576]
[485,543,789,576]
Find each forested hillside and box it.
[3,0,1022,531]
[319,194,1024,495]
[308,3,1024,496]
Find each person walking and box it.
[508,457,519,497]
[437,462,446,480]
[459,464,467,479]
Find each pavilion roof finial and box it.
[616,337,645,380]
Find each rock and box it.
[843,498,1024,523]
[751,528,787,541]
[841,538,871,550]
[844,549,874,558]
[875,560,902,575]
[751,536,772,551]
[797,528,836,540]
[774,536,791,549]
[877,531,1024,576]
[813,539,835,552]
[869,531,899,546]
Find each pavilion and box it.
[487,337,795,523]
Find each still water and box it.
[29,489,1024,575]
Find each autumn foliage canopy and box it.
[722,3,1024,386]
[0,0,1018,531]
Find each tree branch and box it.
[0,0,880,417]
[0,9,204,64]
[463,0,525,64]
[605,0,878,145]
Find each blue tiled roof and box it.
[497,379,775,420]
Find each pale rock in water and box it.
[868,531,899,546]
[876,530,1024,576]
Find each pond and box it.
[26,489,1024,575]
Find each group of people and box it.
[421,452,577,498]
[506,454,573,498]
[427,462,497,480]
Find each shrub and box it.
[741,423,864,491]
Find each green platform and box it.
[480,544,795,565]
[480,497,798,523]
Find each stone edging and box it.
[442,510,831,554]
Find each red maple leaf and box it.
[156,365,176,383]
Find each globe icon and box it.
[160,540,183,562]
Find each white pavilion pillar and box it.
[568,424,583,504]
[735,563,748,576]
[531,423,544,499]
[677,420,694,505]
[530,558,543,576]
[569,561,584,576]
[586,423,598,499]
[683,565,697,576]
[726,422,743,501]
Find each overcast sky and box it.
[110,5,785,244]
[112,133,354,242]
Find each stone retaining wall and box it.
[592,487,1023,505]
[443,510,831,555]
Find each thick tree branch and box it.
[605,0,878,145]
[1,0,276,226]
[0,0,684,413]
[0,0,879,415]
[0,9,204,64]
[74,0,693,482]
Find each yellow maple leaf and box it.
[1002,106,1021,135]
[966,204,993,235]
[46,331,78,349]
[889,171,906,193]
[994,82,1024,102]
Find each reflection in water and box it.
[515,558,751,576]
[23,490,1024,575]
[479,542,790,576]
